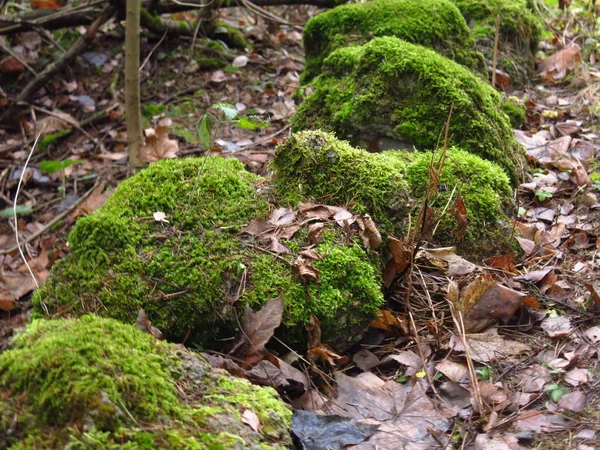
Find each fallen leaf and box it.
[140,122,180,163]
[241,409,260,432]
[558,390,586,412]
[541,316,573,338]
[451,278,526,333]
[353,349,380,372]
[134,308,163,339]
[435,359,469,383]
[292,410,379,450]
[449,328,531,362]
[450,192,468,240]
[565,368,592,386]
[475,433,529,450]
[421,247,477,276]
[521,364,551,393]
[515,410,574,433]
[538,45,581,83]
[36,111,78,135]
[229,297,284,365]
[269,207,296,226]
[369,309,409,334]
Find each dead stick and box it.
[491,14,500,88]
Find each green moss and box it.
[271,130,411,233]
[273,131,514,257]
[501,99,526,128]
[210,22,248,49]
[0,315,292,449]
[302,0,485,83]
[452,0,543,86]
[195,56,227,70]
[293,37,525,183]
[39,129,72,150]
[34,156,383,351]
[403,147,514,256]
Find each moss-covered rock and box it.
[501,98,526,129]
[34,157,383,351]
[301,0,485,83]
[0,315,292,449]
[293,37,525,183]
[451,0,542,86]
[272,130,412,233]
[273,131,514,257]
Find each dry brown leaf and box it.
[558,390,587,412]
[293,254,320,282]
[449,328,531,362]
[521,364,551,392]
[475,433,528,450]
[538,45,581,82]
[268,236,290,254]
[241,409,260,432]
[269,207,296,226]
[483,253,516,272]
[369,309,408,334]
[307,222,325,245]
[541,316,573,338]
[140,123,179,163]
[435,359,469,383]
[134,308,164,339]
[515,410,574,433]
[423,247,477,276]
[306,313,321,350]
[450,192,468,240]
[353,349,380,372]
[36,111,78,135]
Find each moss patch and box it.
[403,147,514,256]
[301,0,485,83]
[452,0,542,86]
[273,131,514,257]
[293,37,525,183]
[501,98,526,128]
[34,157,383,351]
[0,315,292,449]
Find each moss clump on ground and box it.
[273,131,514,257]
[403,148,514,256]
[272,130,411,233]
[0,315,292,449]
[501,98,526,128]
[293,37,525,183]
[34,157,383,351]
[452,0,542,86]
[301,0,485,83]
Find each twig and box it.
[240,124,291,150]
[492,14,501,88]
[1,180,101,256]
[140,29,168,71]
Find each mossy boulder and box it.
[34,157,383,351]
[0,315,292,449]
[452,0,542,86]
[293,37,525,183]
[273,131,514,257]
[301,0,485,83]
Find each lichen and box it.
[273,131,514,257]
[451,0,543,86]
[34,156,383,351]
[0,315,292,449]
[293,37,525,183]
[301,0,485,83]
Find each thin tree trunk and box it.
[125,0,144,169]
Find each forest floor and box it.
[1,2,600,449]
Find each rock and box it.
[273,131,514,258]
[452,0,543,87]
[293,37,525,183]
[0,315,292,449]
[34,157,384,351]
[302,0,485,84]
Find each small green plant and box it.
[544,383,570,402]
[535,190,553,202]
[39,159,83,197]
[476,365,493,381]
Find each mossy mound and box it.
[301,0,484,84]
[0,315,292,449]
[272,130,411,233]
[34,157,384,351]
[404,148,514,255]
[273,131,514,257]
[293,37,524,183]
[452,0,542,86]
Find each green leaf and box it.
[550,386,569,402]
[39,159,82,174]
[212,103,239,122]
[198,115,213,149]
[0,205,33,218]
[237,115,269,130]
